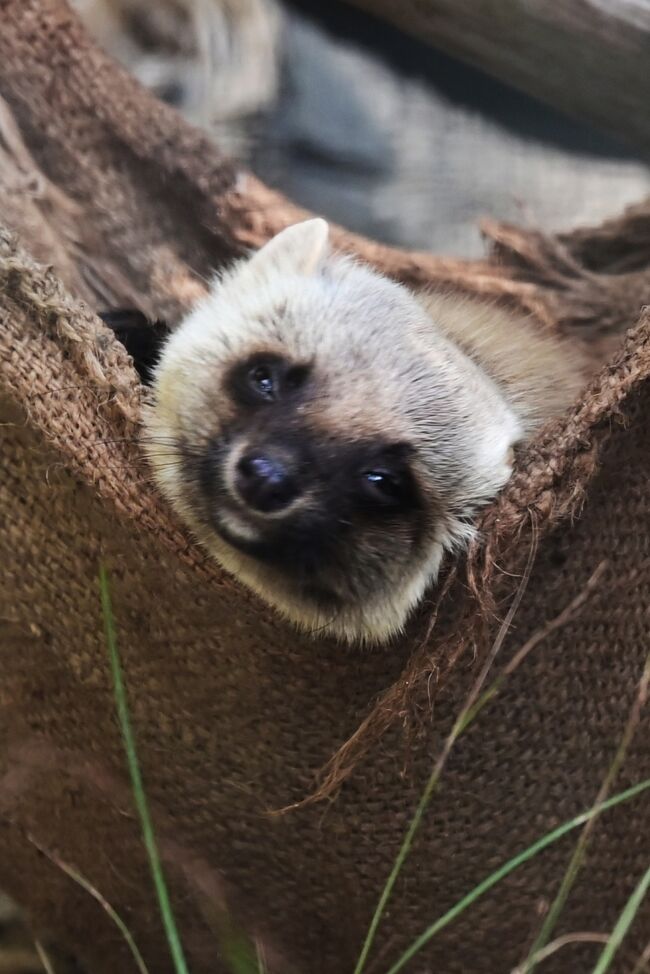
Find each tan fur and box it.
[415,291,585,434]
[144,220,585,644]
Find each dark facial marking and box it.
[235,452,301,513]
[226,353,311,408]
[354,442,419,513]
[195,422,426,581]
[180,353,433,604]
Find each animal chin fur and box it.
[144,218,585,645]
[198,524,448,645]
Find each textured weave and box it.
[1,285,649,974]
[1,2,650,972]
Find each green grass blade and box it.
[218,924,266,974]
[381,780,650,974]
[522,649,650,973]
[351,761,442,974]
[212,910,266,974]
[255,943,268,974]
[34,940,58,974]
[352,536,540,974]
[589,864,650,974]
[27,835,150,974]
[100,564,190,974]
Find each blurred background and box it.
[74,0,650,256]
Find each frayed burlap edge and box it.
[306,306,650,803]
[1,121,650,805]
[2,216,649,803]
[0,226,243,589]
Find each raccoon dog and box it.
[144,219,583,643]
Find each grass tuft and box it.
[521,647,650,973]
[381,780,650,974]
[589,864,650,974]
[352,530,540,974]
[100,564,190,974]
[95,556,646,974]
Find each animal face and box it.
[144,220,522,643]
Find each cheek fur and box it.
[147,356,440,595]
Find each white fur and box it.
[144,220,584,643]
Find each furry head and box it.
[144,219,581,643]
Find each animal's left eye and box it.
[248,364,276,400]
[360,469,404,504]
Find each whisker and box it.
[139,457,183,466]
[129,466,184,483]
[129,476,161,487]
[96,436,178,445]
[139,449,180,455]
[29,386,94,398]
[308,607,343,636]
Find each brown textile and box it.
[0,2,650,972]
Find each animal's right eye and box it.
[248,364,276,400]
[228,354,310,407]
[360,469,404,506]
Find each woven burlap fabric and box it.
[1,2,650,971]
[1,270,649,974]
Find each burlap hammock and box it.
[1,2,650,972]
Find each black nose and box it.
[235,453,300,513]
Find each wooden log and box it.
[344,0,650,155]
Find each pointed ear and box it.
[247,219,330,277]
